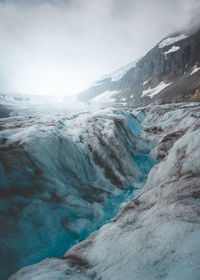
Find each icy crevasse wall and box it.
[0,109,155,280]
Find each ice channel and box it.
[0,108,156,280]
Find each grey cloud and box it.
[0,0,199,95]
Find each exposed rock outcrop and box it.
[78,29,200,107]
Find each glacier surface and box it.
[8,102,200,280]
[0,98,155,280]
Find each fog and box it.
[0,0,200,96]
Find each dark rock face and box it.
[78,28,200,106]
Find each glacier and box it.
[8,102,200,280]
[0,98,155,280]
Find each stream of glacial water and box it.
[0,103,156,280]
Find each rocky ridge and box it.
[78,28,200,107]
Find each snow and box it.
[143,79,150,86]
[141,81,171,98]
[159,34,187,48]
[9,103,200,280]
[93,57,142,84]
[163,45,180,55]
[0,92,97,117]
[101,61,137,82]
[90,90,120,103]
[108,61,137,81]
[190,64,200,75]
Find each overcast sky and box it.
[0,0,200,96]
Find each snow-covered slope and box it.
[97,60,140,83]
[9,102,200,280]
[78,28,200,106]
[163,45,180,55]
[190,64,200,75]
[141,81,171,98]
[158,33,188,48]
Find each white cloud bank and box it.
[0,0,200,96]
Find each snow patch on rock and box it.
[142,81,171,98]
[159,34,187,48]
[190,64,200,75]
[143,79,150,86]
[163,45,180,55]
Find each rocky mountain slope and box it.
[9,102,200,280]
[78,28,200,107]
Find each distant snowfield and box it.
[142,81,171,98]
[0,92,103,117]
[159,34,188,48]
[90,90,120,103]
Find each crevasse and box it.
[0,109,156,280]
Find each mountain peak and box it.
[78,28,200,107]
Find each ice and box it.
[7,103,200,280]
[142,81,171,98]
[117,110,144,137]
[163,45,180,55]
[0,105,155,280]
[0,92,103,118]
[159,34,188,48]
